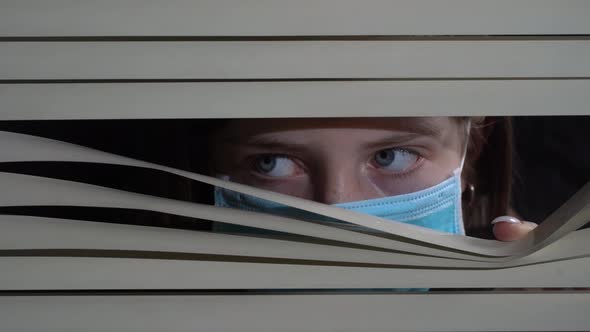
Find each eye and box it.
[373,148,419,172]
[253,155,299,177]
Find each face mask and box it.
[214,122,470,235]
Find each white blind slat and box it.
[2,41,590,79]
[3,215,590,269]
[2,293,589,332]
[0,171,512,260]
[1,81,588,120]
[1,256,589,289]
[1,0,589,36]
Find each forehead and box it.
[218,117,460,139]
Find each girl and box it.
[206,117,536,240]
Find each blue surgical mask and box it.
[214,122,470,235]
[214,168,464,235]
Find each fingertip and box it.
[493,220,538,242]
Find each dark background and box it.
[511,116,590,224]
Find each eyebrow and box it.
[392,119,444,138]
[221,136,311,153]
[219,118,445,150]
[360,132,434,151]
[362,120,444,148]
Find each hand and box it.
[491,216,538,241]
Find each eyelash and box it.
[248,153,304,177]
[247,148,423,176]
[370,147,424,176]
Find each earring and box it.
[466,184,476,207]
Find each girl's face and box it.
[210,117,466,204]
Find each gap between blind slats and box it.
[0,81,589,119]
[2,41,590,79]
[2,215,590,269]
[1,0,589,36]
[1,293,589,331]
[1,131,589,259]
[1,256,589,289]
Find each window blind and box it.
[1,1,589,331]
[1,0,589,36]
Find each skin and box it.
[493,220,538,241]
[210,117,536,241]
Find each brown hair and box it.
[460,116,513,238]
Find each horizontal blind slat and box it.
[1,215,483,268]
[1,81,589,119]
[4,215,589,269]
[2,293,589,331]
[0,171,510,260]
[1,0,590,36]
[1,256,589,289]
[3,41,590,79]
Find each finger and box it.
[491,216,538,242]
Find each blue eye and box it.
[254,155,298,177]
[373,148,418,172]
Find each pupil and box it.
[258,156,276,172]
[376,150,395,166]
